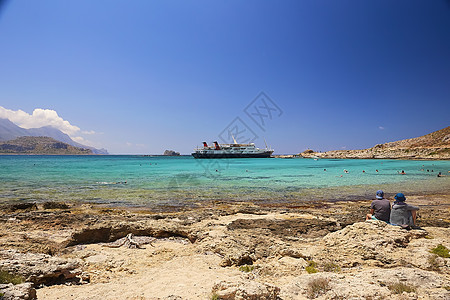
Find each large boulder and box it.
[0,249,86,286]
[0,283,36,300]
[319,221,427,267]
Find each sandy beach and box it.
[0,194,448,299]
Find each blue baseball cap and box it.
[394,193,406,201]
[376,190,384,199]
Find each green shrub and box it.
[306,260,318,274]
[387,282,416,294]
[0,270,25,285]
[305,266,318,274]
[307,277,330,298]
[322,261,341,273]
[428,254,441,271]
[238,265,255,272]
[211,293,219,300]
[307,260,317,267]
[430,244,450,258]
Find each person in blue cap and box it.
[389,193,419,227]
[365,190,391,222]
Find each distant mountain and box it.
[0,118,108,154]
[0,118,30,140]
[301,126,450,159]
[0,136,93,155]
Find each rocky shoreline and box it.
[296,126,450,160]
[298,147,450,160]
[0,195,449,299]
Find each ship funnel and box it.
[213,141,221,150]
[203,142,208,147]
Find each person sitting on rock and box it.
[389,193,419,228]
[366,190,391,222]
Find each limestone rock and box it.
[68,221,196,246]
[281,267,450,299]
[212,280,280,300]
[0,249,85,286]
[320,221,427,266]
[228,217,340,239]
[102,233,156,249]
[0,282,36,300]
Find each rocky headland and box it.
[300,126,450,160]
[0,118,108,155]
[0,195,449,299]
[0,137,93,155]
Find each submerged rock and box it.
[1,202,38,212]
[42,202,70,210]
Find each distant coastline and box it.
[298,126,450,160]
[0,136,94,155]
[0,118,108,154]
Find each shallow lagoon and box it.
[0,155,449,208]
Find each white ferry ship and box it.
[192,137,274,159]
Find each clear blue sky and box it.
[0,0,449,154]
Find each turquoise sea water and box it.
[0,155,449,209]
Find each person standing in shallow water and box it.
[389,193,419,227]
[366,190,391,222]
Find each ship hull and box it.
[192,151,273,159]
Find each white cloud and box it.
[82,130,97,135]
[0,106,80,136]
[125,142,146,149]
[378,126,385,130]
[0,106,100,147]
[72,136,102,148]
